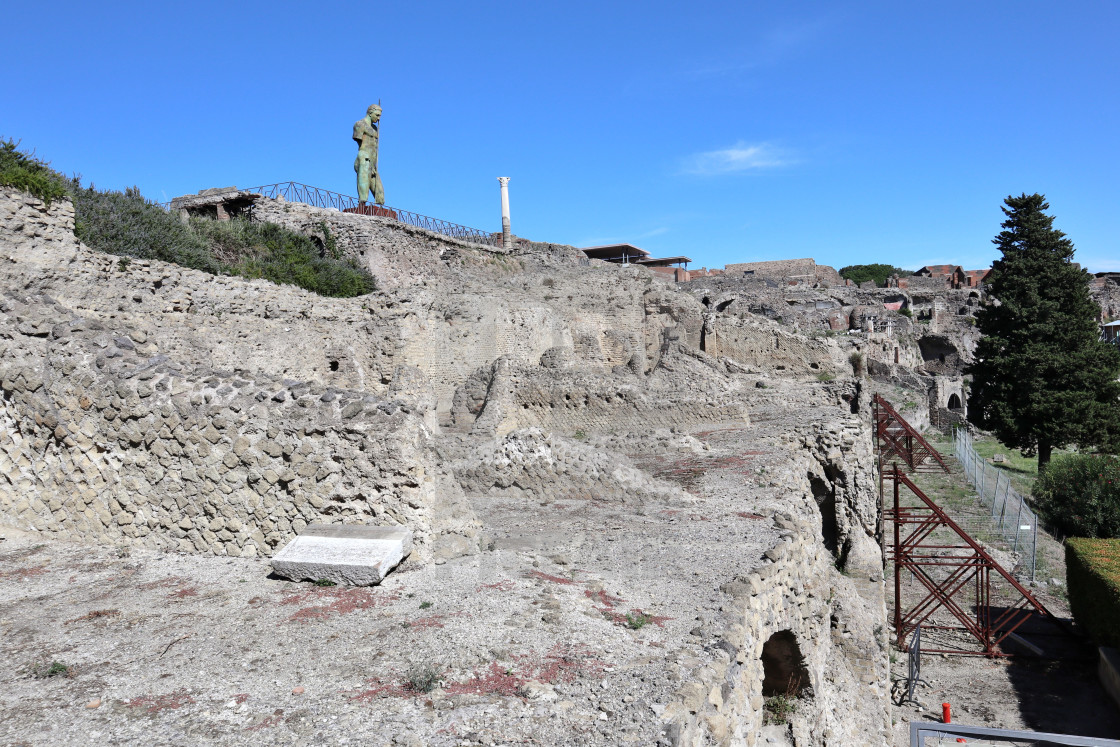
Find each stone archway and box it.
[947,393,962,411]
[761,630,811,696]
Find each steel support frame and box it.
[873,394,951,474]
[886,466,1057,656]
[872,396,1060,656]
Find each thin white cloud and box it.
[681,142,795,176]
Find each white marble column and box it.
[497,177,511,250]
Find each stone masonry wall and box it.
[0,291,479,560]
[662,405,889,745]
[455,427,696,505]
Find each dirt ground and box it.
[0,421,815,747]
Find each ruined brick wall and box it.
[0,291,479,561]
[450,353,750,438]
[455,427,696,505]
[702,314,839,376]
[724,258,818,279]
[0,190,481,560]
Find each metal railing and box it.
[953,428,1038,582]
[901,625,929,705]
[911,720,1120,746]
[168,182,500,247]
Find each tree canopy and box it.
[966,193,1120,468]
[838,263,909,287]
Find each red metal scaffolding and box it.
[873,396,1062,656]
[872,394,951,476]
[886,465,1057,655]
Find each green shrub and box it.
[72,183,221,273]
[403,663,442,693]
[1033,454,1120,538]
[72,185,375,298]
[0,139,70,206]
[192,218,376,297]
[849,351,864,376]
[1066,538,1120,647]
[3,138,375,298]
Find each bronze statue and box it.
[353,103,385,207]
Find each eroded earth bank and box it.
[0,189,891,745]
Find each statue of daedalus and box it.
[353,103,385,207]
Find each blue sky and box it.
[3,1,1118,273]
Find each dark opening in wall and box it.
[701,296,711,308]
[329,360,340,372]
[809,474,839,555]
[310,235,326,257]
[947,393,962,410]
[716,299,733,312]
[699,324,706,352]
[761,630,811,697]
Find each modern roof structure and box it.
[580,244,690,268]
[581,244,649,262]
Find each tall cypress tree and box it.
[966,193,1120,469]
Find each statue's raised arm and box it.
[354,103,385,207]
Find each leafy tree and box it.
[966,193,1120,468]
[838,263,909,287]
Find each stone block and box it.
[270,524,412,586]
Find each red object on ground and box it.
[942,702,951,723]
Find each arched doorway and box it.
[761,630,811,697]
[947,393,962,410]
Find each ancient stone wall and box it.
[450,351,751,438]
[662,416,890,745]
[724,258,818,279]
[702,314,840,377]
[0,291,479,561]
[455,427,696,505]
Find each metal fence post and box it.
[1011,496,1025,553]
[1032,520,1038,582]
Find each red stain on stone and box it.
[245,715,284,732]
[349,644,604,702]
[281,587,399,623]
[524,570,575,585]
[0,566,48,581]
[123,690,195,714]
[169,586,199,599]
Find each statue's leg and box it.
[356,156,370,205]
[373,173,385,206]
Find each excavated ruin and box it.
[0,187,897,745]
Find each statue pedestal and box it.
[344,205,398,219]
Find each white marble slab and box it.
[270,524,412,586]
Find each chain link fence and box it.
[953,428,1038,582]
